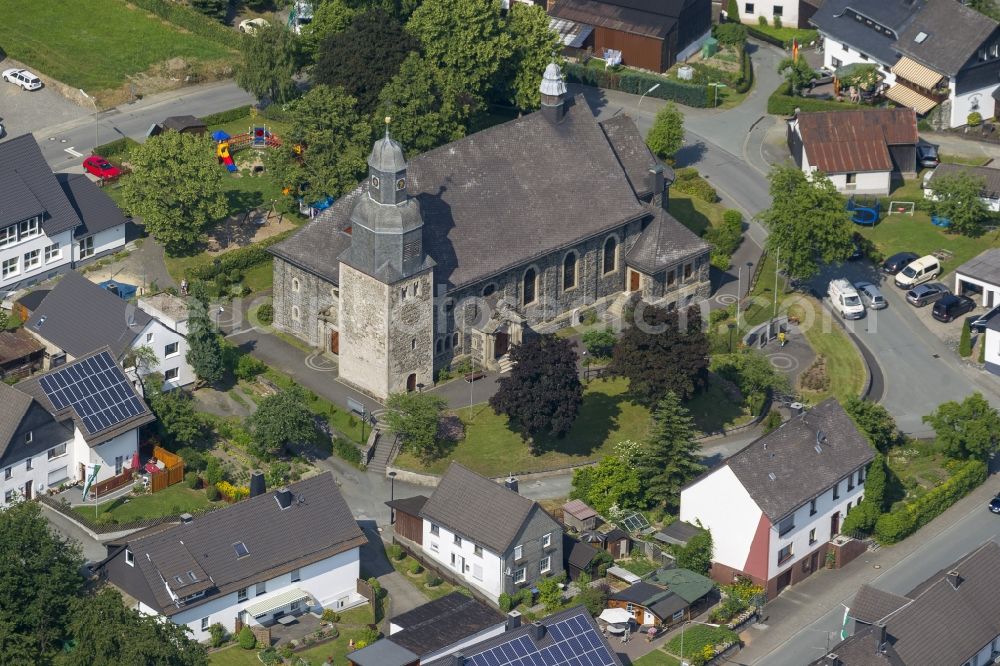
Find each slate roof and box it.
[927,163,1000,201]
[807,624,906,666]
[795,109,918,174]
[271,96,651,291]
[599,114,663,199]
[161,115,206,132]
[420,463,542,554]
[895,0,998,76]
[385,494,429,517]
[955,248,1000,287]
[14,289,49,313]
[562,499,598,521]
[809,0,919,65]
[548,0,695,40]
[653,520,701,547]
[26,271,152,359]
[55,173,129,238]
[566,536,601,569]
[107,472,367,616]
[0,134,82,236]
[388,592,505,657]
[0,382,34,461]
[347,639,418,666]
[625,207,711,274]
[723,398,875,522]
[849,585,911,625]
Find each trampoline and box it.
[847,196,880,226]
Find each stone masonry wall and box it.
[338,264,390,399]
[386,270,435,395]
[272,258,338,348]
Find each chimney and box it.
[451,652,465,666]
[790,402,805,416]
[249,471,266,498]
[823,654,841,666]
[539,63,568,124]
[507,610,522,631]
[530,621,546,641]
[877,623,888,654]
[647,165,668,210]
[946,570,962,589]
[274,487,294,510]
[505,474,519,494]
[179,513,193,525]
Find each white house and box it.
[0,347,155,503]
[388,463,564,604]
[924,163,1000,214]
[0,135,127,299]
[680,399,875,599]
[811,0,1000,129]
[729,0,823,29]
[953,249,1000,312]
[25,272,195,390]
[100,472,369,642]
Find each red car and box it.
[83,155,121,180]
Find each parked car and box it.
[906,283,949,307]
[894,255,941,288]
[829,278,866,319]
[238,17,270,33]
[971,304,1000,332]
[812,67,835,86]
[82,155,121,180]
[855,281,887,310]
[991,494,1000,514]
[882,252,919,275]
[917,141,940,168]
[2,68,42,91]
[932,294,976,322]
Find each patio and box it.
[262,611,327,647]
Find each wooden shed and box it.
[562,499,600,532]
[387,495,429,546]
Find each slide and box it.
[223,155,237,173]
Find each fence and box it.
[38,494,186,535]
[90,469,135,498]
[150,446,184,493]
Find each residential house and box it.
[100,472,369,643]
[810,541,1000,666]
[607,567,715,628]
[562,498,600,532]
[25,272,194,389]
[547,0,712,72]
[0,135,128,298]
[986,317,1000,376]
[0,347,154,503]
[787,108,918,194]
[680,398,876,598]
[953,248,1000,308]
[0,328,43,380]
[348,592,507,666]
[811,0,1000,128]
[728,0,824,28]
[924,163,1000,212]
[388,463,564,604]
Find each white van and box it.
[829,278,866,319]
[894,255,940,288]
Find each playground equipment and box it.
[212,127,281,173]
[932,215,951,228]
[847,196,880,226]
[888,200,915,216]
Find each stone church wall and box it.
[386,271,435,395]
[272,259,339,348]
[338,264,391,398]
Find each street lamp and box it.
[80,89,99,147]
[637,83,661,111]
[727,322,736,352]
[387,471,397,524]
[708,82,727,108]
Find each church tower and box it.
[337,122,436,400]
[540,62,568,124]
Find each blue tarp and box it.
[98,280,138,300]
[211,130,231,141]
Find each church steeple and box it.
[540,62,568,124]
[367,117,408,206]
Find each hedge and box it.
[734,48,754,94]
[767,81,861,116]
[92,137,141,159]
[873,459,987,544]
[129,0,235,45]
[200,106,254,126]
[673,167,718,203]
[186,229,295,281]
[564,62,711,108]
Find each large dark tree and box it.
[248,385,318,459]
[489,334,583,443]
[314,9,418,114]
[0,501,84,664]
[923,392,1000,461]
[845,397,900,453]
[611,304,709,406]
[59,587,207,666]
[235,24,299,104]
[185,297,225,386]
[637,392,704,510]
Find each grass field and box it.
[668,192,728,236]
[633,651,683,666]
[0,0,233,96]
[73,484,213,523]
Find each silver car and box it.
[855,281,887,310]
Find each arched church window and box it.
[603,237,618,274]
[563,252,577,290]
[523,268,537,305]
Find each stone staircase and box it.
[365,409,395,476]
[497,354,516,374]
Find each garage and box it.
[954,249,1000,307]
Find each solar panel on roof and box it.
[461,611,615,666]
[37,351,146,435]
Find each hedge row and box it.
[92,137,141,158]
[200,106,254,126]
[767,81,861,116]
[745,25,785,48]
[673,167,719,203]
[129,0,235,46]
[873,459,987,544]
[564,63,711,108]
[186,229,296,281]
[734,48,754,94]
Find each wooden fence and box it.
[150,446,184,493]
[90,468,135,498]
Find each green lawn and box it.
[386,552,465,602]
[794,297,865,403]
[633,651,683,666]
[73,484,214,524]
[668,192,728,236]
[243,261,274,292]
[209,612,373,666]
[0,0,233,98]
[748,24,819,47]
[684,379,754,431]
[620,556,660,577]
[886,440,950,508]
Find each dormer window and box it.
[125,549,135,567]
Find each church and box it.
[269,63,712,401]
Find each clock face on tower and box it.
[371,175,380,188]
[396,178,406,190]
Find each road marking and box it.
[64,147,82,157]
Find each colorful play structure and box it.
[213,127,281,173]
[847,196,880,226]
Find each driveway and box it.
[0,58,92,141]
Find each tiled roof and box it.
[610,581,687,619]
[810,0,919,66]
[796,109,917,174]
[0,382,34,461]
[387,592,505,657]
[599,114,663,199]
[385,494,429,517]
[0,134,82,236]
[724,398,875,522]
[565,536,600,569]
[955,247,1000,287]
[625,206,710,274]
[850,585,911,625]
[55,173,129,238]
[420,463,540,554]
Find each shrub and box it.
[705,209,744,269]
[359,626,380,646]
[333,437,362,466]
[968,111,983,127]
[387,543,405,561]
[204,457,223,487]
[256,303,274,325]
[499,592,513,612]
[517,588,534,608]
[321,608,341,623]
[206,485,221,501]
[726,0,739,20]
[762,410,783,433]
[238,626,256,650]
[258,648,280,666]
[714,22,747,46]
[409,561,424,575]
[767,81,855,115]
[673,168,719,203]
[773,15,782,28]
[235,354,268,381]
[184,471,200,489]
[200,106,253,126]
[758,15,767,25]
[959,320,972,357]
[425,573,443,587]
[92,137,140,159]
[980,334,987,363]
[217,481,250,502]
[208,623,227,648]
[185,232,293,281]
[563,63,711,108]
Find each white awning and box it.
[885,83,939,114]
[890,57,943,90]
[245,588,310,618]
[549,17,593,48]
[599,608,634,624]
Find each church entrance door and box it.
[629,270,640,292]
[329,331,339,355]
[406,373,417,392]
[495,332,510,357]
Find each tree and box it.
[248,385,317,458]
[611,304,709,406]
[760,164,854,280]
[144,376,204,448]
[840,453,888,534]
[646,102,685,160]
[500,4,561,112]
[314,9,418,114]
[190,0,228,21]
[725,0,739,20]
[581,328,616,359]
[638,393,705,510]
[959,319,973,357]
[300,0,357,58]
[711,350,790,405]
[930,172,989,236]
[120,132,227,254]
[235,25,299,104]
[575,578,609,616]
[844,397,899,453]
[59,587,207,666]
[265,85,372,202]
[384,392,449,462]
[569,443,644,515]
[968,0,1000,21]
[489,334,583,443]
[777,57,816,95]
[123,345,159,390]
[407,0,514,104]
[673,528,713,574]
[0,501,84,664]
[185,299,225,385]
[537,573,566,611]
[376,53,468,154]
[923,392,1000,461]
